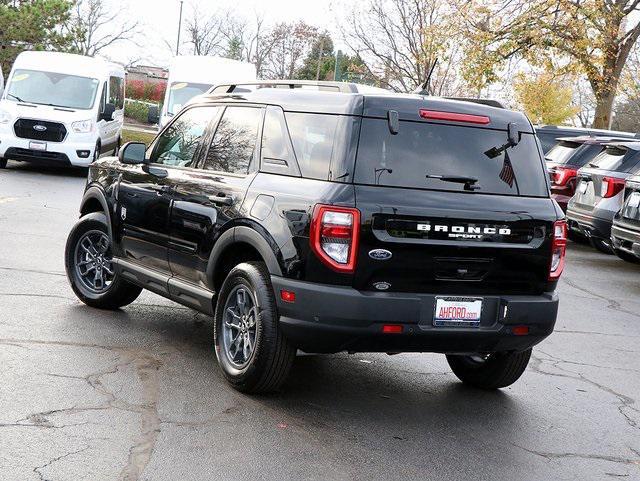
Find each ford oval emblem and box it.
[369,249,392,261]
[33,125,47,132]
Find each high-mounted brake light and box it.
[549,220,567,280]
[601,176,625,198]
[551,166,578,187]
[310,205,360,273]
[419,109,491,125]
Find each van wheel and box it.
[590,237,614,254]
[65,212,142,310]
[0,158,6,169]
[214,262,296,394]
[614,248,640,264]
[446,349,532,389]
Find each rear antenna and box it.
[416,58,438,96]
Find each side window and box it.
[99,81,107,113]
[149,106,218,168]
[203,106,262,175]
[260,105,300,176]
[284,112,339,180]
[109,76,124,110]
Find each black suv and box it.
[65,81,565,393]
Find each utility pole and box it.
[176,0,184,56]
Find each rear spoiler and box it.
[444,97,506,109]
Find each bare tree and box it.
[340,0,464,94]
[185,6,226,56]
[261,22,319,79]
[67,0,140,57]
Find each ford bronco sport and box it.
[65,81,565,393]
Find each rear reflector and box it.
[601,176,625,198]
[382,324,403,334]
[549,220,567,280]
[512,325,529,336]
[419,109,490,125]
[280,290,296,303]
[310,204,360,273]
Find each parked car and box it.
[546,136,637,212]
[159,56,256,129]
[567,142,640,253]
[64,80,565,393]
[535,125,638,153]
[0,51,125,169]
[611,175,640,263]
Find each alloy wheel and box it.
[222,285,258,369]
[74,230,114,293]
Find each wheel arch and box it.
[80,186,113,239]
[208,225,284,292]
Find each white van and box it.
[0,51,125,169]
[159,56,256,128]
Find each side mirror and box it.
[119,142,146,165]
[100,103,116,122]
[508,122,520,147]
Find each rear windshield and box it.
[545,141,581,164]
[589,147,639,172]
[354,119,549,197]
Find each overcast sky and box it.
[102,0,349,67]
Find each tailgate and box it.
[354,186,558,295]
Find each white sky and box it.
[102,0,351,67]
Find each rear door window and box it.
[354,119,549,197]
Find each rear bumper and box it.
[611,222,640,258]
[272,276,558,354]
[566,207,614,241]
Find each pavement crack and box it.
[513,443,640,466]
[562,278,640,319]
[0,266,66,277]
[33,446,90,481]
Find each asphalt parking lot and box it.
[1,161,639,481]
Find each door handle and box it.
[152,185,172,195]
[208,194,233,206]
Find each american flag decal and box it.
[499,153,515,188]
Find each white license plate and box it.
[628,192,640,208]
[578,181,588,194]
[434,297,483,327]
[29,141,47,151]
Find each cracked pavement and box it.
[1,162,639,481]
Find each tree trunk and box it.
[592,90,616,130]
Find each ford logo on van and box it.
[33,125,47,132]
[369,249,392,261]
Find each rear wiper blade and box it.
[426,174,481,191]
[587,163,599,168]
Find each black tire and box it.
[446,349,532,389]
[0,158,7,169]
[567,229,588,244]
[65,212,142,310]
[614,248,640,264]
[214,261,296,394]
[590,237,614,254]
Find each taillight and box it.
[551,167,578,187]
[310,205,360,273]
[549,220,567,280]
[601,177,625,198]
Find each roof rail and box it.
[445,97,506,109]
[209,80,361,94]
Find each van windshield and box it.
[6,69,100,110]
[167,82,211,115]
[354,119,549,197]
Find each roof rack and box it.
[208,80,362,94]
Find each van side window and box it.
[203,106,262,175]
[284,112,339,180]
[150,106,219,168]
[109,76,124,110]
[260,106,300,177]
